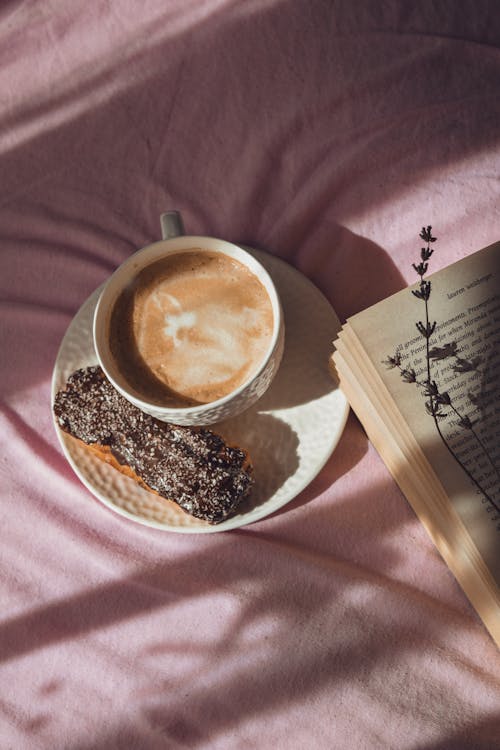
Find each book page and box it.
[347,241,500,581]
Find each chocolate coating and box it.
[53,366,253,523]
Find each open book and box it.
[331,234,500,647]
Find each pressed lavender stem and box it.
[418,239,500,515]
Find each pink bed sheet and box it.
[1,1,500,748]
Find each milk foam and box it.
[110,251,274,406]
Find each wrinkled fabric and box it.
[1,1,500,748]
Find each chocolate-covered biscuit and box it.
[53,366,253,524]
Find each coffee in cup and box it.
[93,221,284,425]
[108,249,274,408]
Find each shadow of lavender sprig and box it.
[383,227,500,516]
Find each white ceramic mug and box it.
[93,211,285,425]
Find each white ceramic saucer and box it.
[51,249,349,533]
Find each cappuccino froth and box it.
[109,251,274,407]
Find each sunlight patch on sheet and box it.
[0,0,253,156]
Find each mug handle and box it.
[160,210,185,240]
